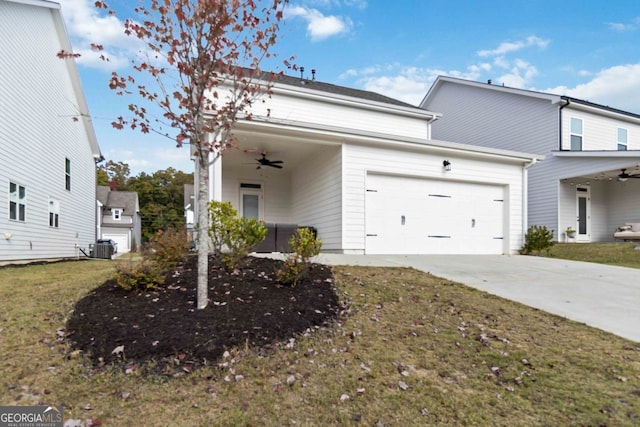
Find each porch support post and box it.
[207,133,223,202]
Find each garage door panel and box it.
[366,174,505,255]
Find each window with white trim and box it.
[112,208,122,220]
[9,182,26,222]
[570,118,583,151]
[49,198,60,228]
[65,158,71,191]
[617,128,628,151]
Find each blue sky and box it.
[57,0,640,175]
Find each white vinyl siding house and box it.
[0,0,101,262]
[197,75,539,254]
[421,76,640,242]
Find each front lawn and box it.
[1,257,639,426]
[549,242,640,269]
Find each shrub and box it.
[147,228,189,268]
[222,217,267,269]
[114,260,166,291]
[521,225,555,255]
[277,227,322,286]
[207,201,237,254]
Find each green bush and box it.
[277,227,322,286]
[147,227,189,267]
[207,201,267,269]
[114,260,166,291]
[521,225,555,255]
[207,201,237,254]
[222,217,267,270]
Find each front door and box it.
[576,186,590,242]
[240,183,263,220]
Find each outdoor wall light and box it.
[443,160,452,172]
[3,233,12,240]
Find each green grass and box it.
[1,256,640,425]
[549,242,640,268]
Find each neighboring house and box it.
[96,186,141,253]
[195,74,540,255]
[0,0,101,262]
[421,75,640,243]
[184,183,195,243]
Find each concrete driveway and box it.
[311,253,640,343]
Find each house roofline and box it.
[422,76,640,123]
[234,117,542,164]
[48,1,102,159]
[270,80,441,122]
[421,75,563,108]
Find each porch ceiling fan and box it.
[255,153,283,169]
[617,168,640,181]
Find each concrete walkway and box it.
[308,254,640,343]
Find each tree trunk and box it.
[196,157,209,309]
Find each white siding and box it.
[561,107,640,151]
[221,167,293,223]
[0,2,99,261]
[250,89,430,142]
[343,142,525,254]
[291,147,342,250]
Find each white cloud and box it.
[607,17,640,32]
[344,64,482,105]
[607,22,634,32]
[285,6,352,41]
[58,0,143,70]
[477,35,549,57]
[495,59,538,88]
[543,64,640,113]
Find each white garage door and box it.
[102,233,129,253]
[365,174,505,254]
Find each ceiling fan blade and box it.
[268,160,283,164]
[268,164,283,169]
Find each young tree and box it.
[93,0,290,308]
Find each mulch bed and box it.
[66,255,343,375]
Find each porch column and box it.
[208,152,222,202]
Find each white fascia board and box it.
[564,102,640,124]
[553,150,640,158]
[270,82,441,122]
[235,117,542,165]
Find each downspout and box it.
[522,158,539,242]
[426,114,440,140]
[557,98,570,239]
[558,98,570,150]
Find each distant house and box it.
[194,74,540,255]
[421,76,640,242]
[97,186,141,253]
[0,0,102,262]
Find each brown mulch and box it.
[66,255,343,374]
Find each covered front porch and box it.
[557,157,640,242]
[206,120,345,252]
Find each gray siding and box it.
[427,82,559,155]
[0,2,99,261]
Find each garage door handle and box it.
[401,215,405,225]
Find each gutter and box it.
[522,158,539,238]
[558,98,570,151]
